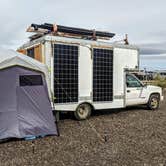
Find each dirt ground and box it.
[0,93,166,166]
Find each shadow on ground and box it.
[59,105,148,120]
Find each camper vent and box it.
[53,44,78,103]
[93,48,113,102]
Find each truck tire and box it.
[147,94,160,110]
[74,103,92,120]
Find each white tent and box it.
[0,49,51,98]
[0,49,58,140]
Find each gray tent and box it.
[0,49,58,140]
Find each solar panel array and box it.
[93,48,113,102]
[53,44,78,103]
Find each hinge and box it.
[51,42,54,57]
[90,91,93,98]
[90,48,93,59]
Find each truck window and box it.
[126,74,142,88]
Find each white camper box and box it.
[19,35,139,118]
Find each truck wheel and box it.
[74,103,92,120]
[147,94,160,110]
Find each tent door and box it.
[16,74,55,137]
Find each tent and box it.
[0,49,58,140]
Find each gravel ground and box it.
[0,93,166,166]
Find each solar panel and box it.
[93,48,113,102]
[53,44,78,103]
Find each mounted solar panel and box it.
[93,48,113,102]
[53,44,78,103]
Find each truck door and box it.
[126,74,145,106]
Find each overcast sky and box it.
[0,0,166,70]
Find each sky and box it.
[0,0,166,70]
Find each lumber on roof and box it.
[27,23,115,41]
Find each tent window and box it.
[20,75,43,86]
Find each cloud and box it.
[0,0,165,71]
[140,47,166,55]
[141,54,166,60]
[138,40,166,55]
[0,0,165,56]
[139,41,166,48]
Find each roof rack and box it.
[27,23,115,41]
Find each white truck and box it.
[18,26,163,120]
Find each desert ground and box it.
[0,92,166,166]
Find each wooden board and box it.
[17,49,26,55]
[34,45,42,62]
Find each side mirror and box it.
[126,82,129,87]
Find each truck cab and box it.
[126,73,163,110]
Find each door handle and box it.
[127,90,130,93]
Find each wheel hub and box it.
[74,104,92,120]
[79,108,85,115]
[78,106,88,117]
[151,98,158,108]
